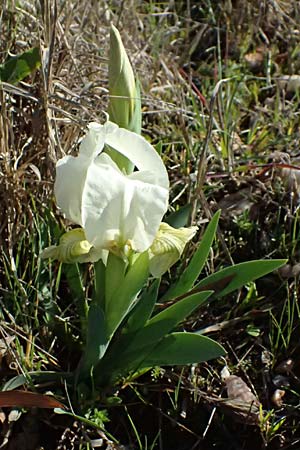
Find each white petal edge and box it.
[104,122,169,189]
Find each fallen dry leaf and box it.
[0,390,65,409]
[225,375,260,405]
[203,374,261,426]
[222,375,261,425]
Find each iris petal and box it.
[82,154,168,252]
[149,223,198,277]
[105,122,169,188]
[40,229,104,263]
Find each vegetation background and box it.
[0,0,300,449]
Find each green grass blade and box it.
[54,408,118,442]
[162,210,221,301]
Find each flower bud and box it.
[108,24,141,134]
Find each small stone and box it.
[221,366,231,380]
[271,389,285,408]
[272,374,290,388]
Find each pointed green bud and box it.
[40,228,103,264]
[108,24,141,135]
[149,222,198,277]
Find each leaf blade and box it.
[162,211,221,301]
[124,278,160,334]
[105,252,149,338]
[79,303,108,377]
[0,47,41,84]
[195,259,286,298]
[111,290,213,374]
[140,332,225,367]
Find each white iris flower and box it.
[51,121,169,259]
